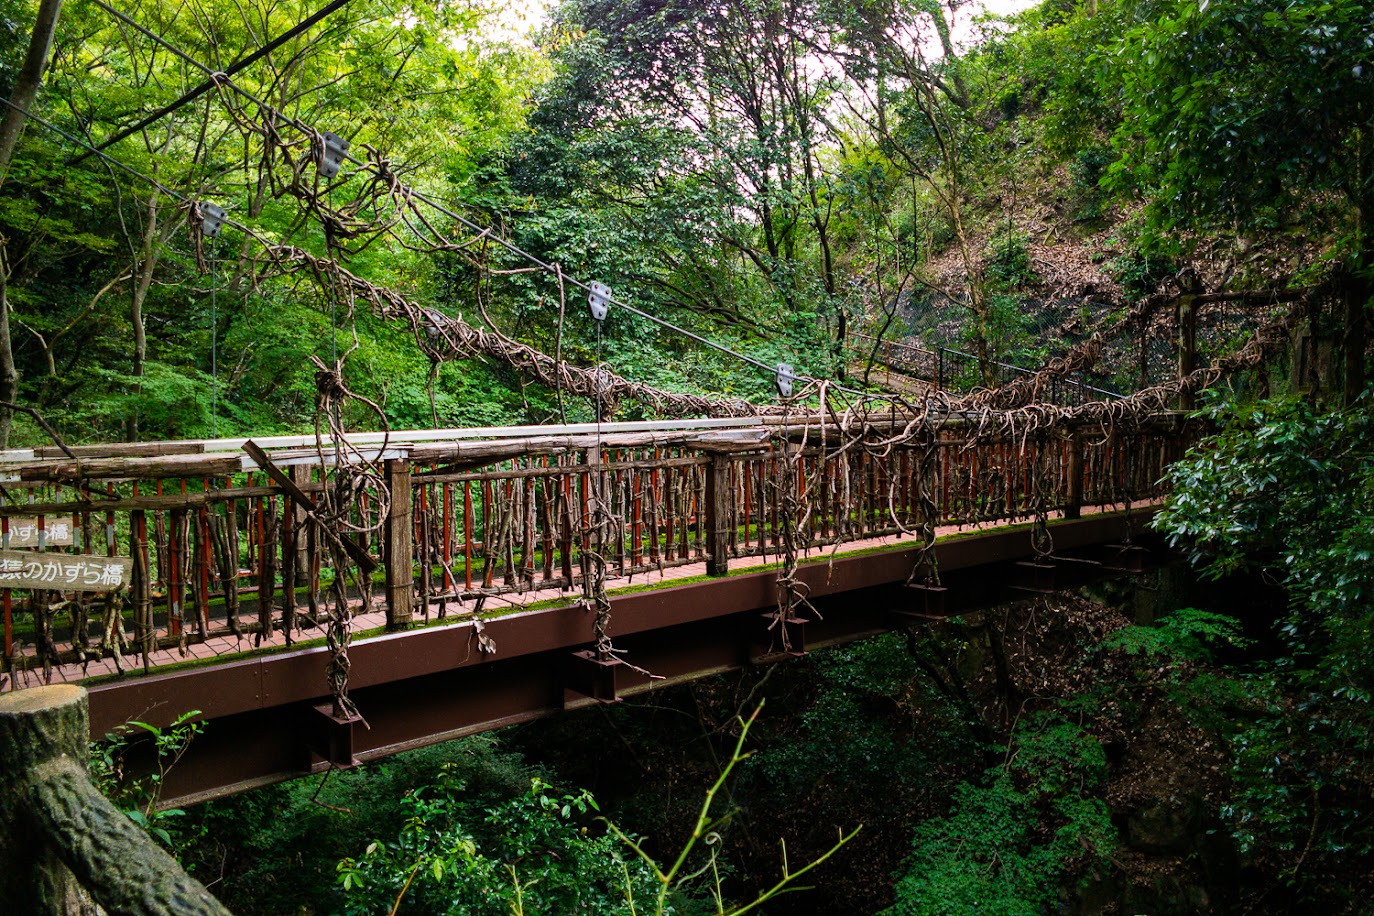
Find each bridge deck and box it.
[89,503,1155,807]
[5,503,1130,691]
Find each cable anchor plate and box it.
[776,363,796,398]
[315,130,350,179]
[588,281,611,321]
[199,201,227,238]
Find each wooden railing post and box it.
[384,458,414,630]
[0,685,231,915]
[581,446,603,599]
[1065,433,1084,520]
[705,452,730,576]
[1176,272,1202,411]
[1177,293,1198,410]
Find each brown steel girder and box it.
[87,510,1159,807]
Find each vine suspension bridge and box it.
[0,0,1302,812]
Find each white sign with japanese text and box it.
[0,549,131,592]
[4,517,76,548]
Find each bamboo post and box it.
[0,686,231,915]
[384,458,414,630]
[705,452,731,576]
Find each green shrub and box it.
[883,716,1115,916]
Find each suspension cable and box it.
[68,0,357,166]
[0,97,269,244]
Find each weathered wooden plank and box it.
[8,453,243,482]
[33,442,205,459]
[415,454,709,484]
[0,484,323,518]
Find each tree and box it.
[806,0,1026,382]
[1109,0,1373,402]
[0,0,63,446]
[511,0,850,377]
[1154,391,1374,903]
[883,716,1116,916]
[0,0,541,444]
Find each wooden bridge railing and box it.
[0,418,1187,680]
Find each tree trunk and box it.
[0,685,231,916]
[0,0,65,449]
[126,191,162,442]
[0,256,17,448]
[930,3,970,108]
[0,685,83,913]
[0,0,63,177]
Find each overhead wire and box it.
[0,97,274,249]
[10,0,1282,708]
[68,0,357,166]
[33,2,1218,426]
[87,0,1153,413]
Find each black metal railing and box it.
[851,332,1123,407]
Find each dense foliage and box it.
[1155,391,1374,904]
[2,0,1364,443]
[334,775,655,916]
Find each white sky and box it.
[494,0,1046,45]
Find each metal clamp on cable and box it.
[199,202,227,238]
[587,281,611,321]
[776,363,796,398]
[315,130,350,180]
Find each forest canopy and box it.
[0,0,1364,445]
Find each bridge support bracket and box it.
[1053,554,1104,573]
[903,581,949,617]
[749,613,807,664]
[306,702,364,768]
[1100,544,1149,574]
[564,650,650,705]
[1010,559,1058,595]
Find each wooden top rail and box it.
[0,415,820,464]
[0,426,775,482]
[0,484,317,518]
[0,414,1186,482]
[0,686,231,914]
